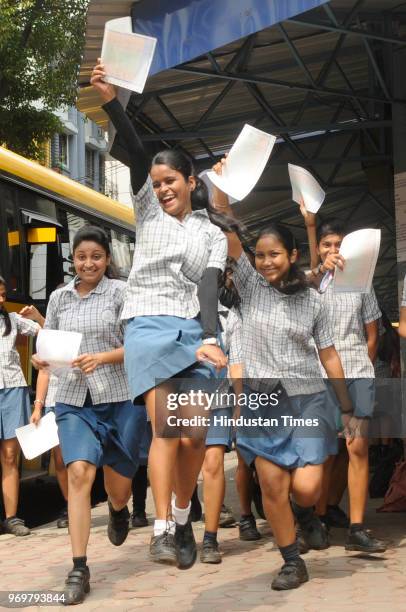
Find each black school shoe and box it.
[174,520,197,569]
[150,531,177,565]
[200,538,222,564]
[107,501,130,546]
[239,514,261,541]
[271,558,309,591]
[57,508,69,529]
[345,528,387,553]
[63,567,90,605]
[131,510,148,528]
[292,504,329,550]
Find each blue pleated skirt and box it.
[236,387,337,470]
[124,315,222,402]
[0,387,31,440]
[55,400,147,478]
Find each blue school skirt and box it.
[326,378,375,424]
[0,387,31,440]
[206,407,234,452]
[124,315,223,402]
[55,399,147,478]
[236,387,337,470]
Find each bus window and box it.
[0,183,24,297]
[111,229,132,280]
[57,211,87,283]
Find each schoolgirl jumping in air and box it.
[91,61,229,570]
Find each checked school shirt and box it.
[0,313,40,389]
[232,252,334,396]
[319,282,381,378]
[121,176,228,321]
[44,276,130,407]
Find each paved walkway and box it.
[0,452,405,611]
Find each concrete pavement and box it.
[0,452,405,612]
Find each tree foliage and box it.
[0,0,89,159]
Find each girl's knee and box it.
[203,449,224,478]
[68,462,95,490]
[293,481,321,506]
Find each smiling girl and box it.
[91,61,229,569]
[211,164,355,590]
[32,226,146,605]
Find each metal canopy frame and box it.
[78,0,406,316]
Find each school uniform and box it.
[45,276,146,479]
[123,176,228,401]
[319,279,381,420]
[232,252,337,469]
[44,374,59,414]
[206,307,242,451]
[0,313,39,439]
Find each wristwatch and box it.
[202,337,217,345]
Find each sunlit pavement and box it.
[0,451,404,612]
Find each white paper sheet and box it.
[101,17,157,93]
[288,164,326,213]
[207,125,277,201]
[333,229,381,293]
[199,170,237,205]
[36,329,82,372]
[16,412,59,460]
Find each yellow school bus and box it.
[0,146,135,479]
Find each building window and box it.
[85,148,95,187]
[51,134,69,172]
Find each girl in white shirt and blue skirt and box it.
[0,276,42,536]
[32,227,147,605]
[91,62,230,571]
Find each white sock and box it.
[171,499,191,526]
[153,519,175,536]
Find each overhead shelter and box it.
[78,0,406,319]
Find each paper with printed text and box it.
[101,17,157,93]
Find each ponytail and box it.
[0,276,11,337]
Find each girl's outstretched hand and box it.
[90,58,117,103]
[298,197,316,227]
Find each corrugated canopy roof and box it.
[77,0,406,317]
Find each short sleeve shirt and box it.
[0,313,39,389]
[319,283,381,377]
[44,276,130,407]
[233,252,333,396]
[121,177,228,320]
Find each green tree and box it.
[0,0,89,160]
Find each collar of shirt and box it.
[179,208,209,224]
[63,275,111,297]
[257,276,293,298]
